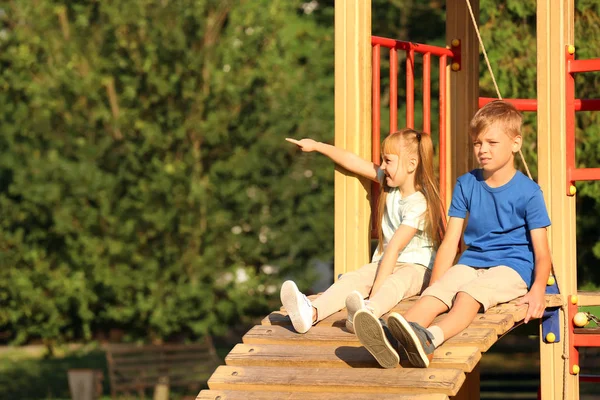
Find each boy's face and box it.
[472,123,522,176]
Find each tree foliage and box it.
[1,0,600,345]
[0,0,335,344]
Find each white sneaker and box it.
[345,291,372,334]
[280,280,314,333]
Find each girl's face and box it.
[380,152,408,188]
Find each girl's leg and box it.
[368,263,430,318]
[311,262,378,322]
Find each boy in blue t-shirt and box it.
[353,100,552,368]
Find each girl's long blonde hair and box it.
[375,129,446,254]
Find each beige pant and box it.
[312,262,430,322]
[421,264,528,311]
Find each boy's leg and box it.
[402,296,448,328]
[403,264,479,327]
[434,292,481,339]
[311,262,378,322]
[434,266,527,342]
[386,265,479,367]
[353,309,400,369]
[368,263,430,317]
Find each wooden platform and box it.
[198,294,562,400]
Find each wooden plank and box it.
[197,390,449,400]
[226,343,480,373]
[244,325,496,352]
[575,292,600,307]
[208,365,466,396]
[243,325,361,347]
[469,313,514,335]
[444,328,497,352]
[484,302,527,323]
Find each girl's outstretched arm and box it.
[286,138,379,182]
[370,224,418,297]
[428,217,464,285]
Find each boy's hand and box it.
[286,138,318,152]
[517,285,546,323]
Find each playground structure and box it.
[199,1,600,399]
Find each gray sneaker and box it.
[353,309,400,368]
[345,291,372,334]
[387,312,435,368]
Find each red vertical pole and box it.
[423,53,431,134]
[406,49,415,129]
[439,55,447,211]
[372,44,381,163]
[566,47,576,196]
[390,48,398,133]
[371,44,381,238]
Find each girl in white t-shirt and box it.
[281,129,445,343]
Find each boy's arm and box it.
[286,138,379,181]
[370,224,417,297]
[428,217,464,285]
[518,227,552,323]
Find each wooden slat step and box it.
[225,343,480,372]
[197,389,449,399]
[208,365,465,396]
[244,325,497,352]
[468,313,514,335]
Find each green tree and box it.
[0,0,335,344]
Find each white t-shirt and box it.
[371,183,435,269]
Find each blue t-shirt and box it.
[448,169,551,287]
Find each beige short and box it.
[421,264,528,311]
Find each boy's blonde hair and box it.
[470,100,522,139]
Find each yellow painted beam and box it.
[334,1,372,277]
[537,0,578,399]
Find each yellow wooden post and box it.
[446,0,480,194]
[537,0,578,399]
[446,2,480,399]
[333,1,372,278]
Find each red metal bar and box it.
[423,53,431,133]
[371,36,455,58]
[571,168,600,181]
[478,97,538,112]
[390,48,398,133]
[566,48,577,195]
[479,97,600,112]
[406,49,415,129]
[371,44,381,238]
[372,45,381,164]
[580,375,600,383]
[439,55,447,211]
[568,58,600,73]
[573,334,600,347]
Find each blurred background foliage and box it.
[0,0,598,347]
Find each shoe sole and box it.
[280,281,311,334]
[387,312,430,368]
[354,310,399,369]
[344,291,364,334]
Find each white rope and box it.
[464,1,567,398]
[464,0,533,180]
